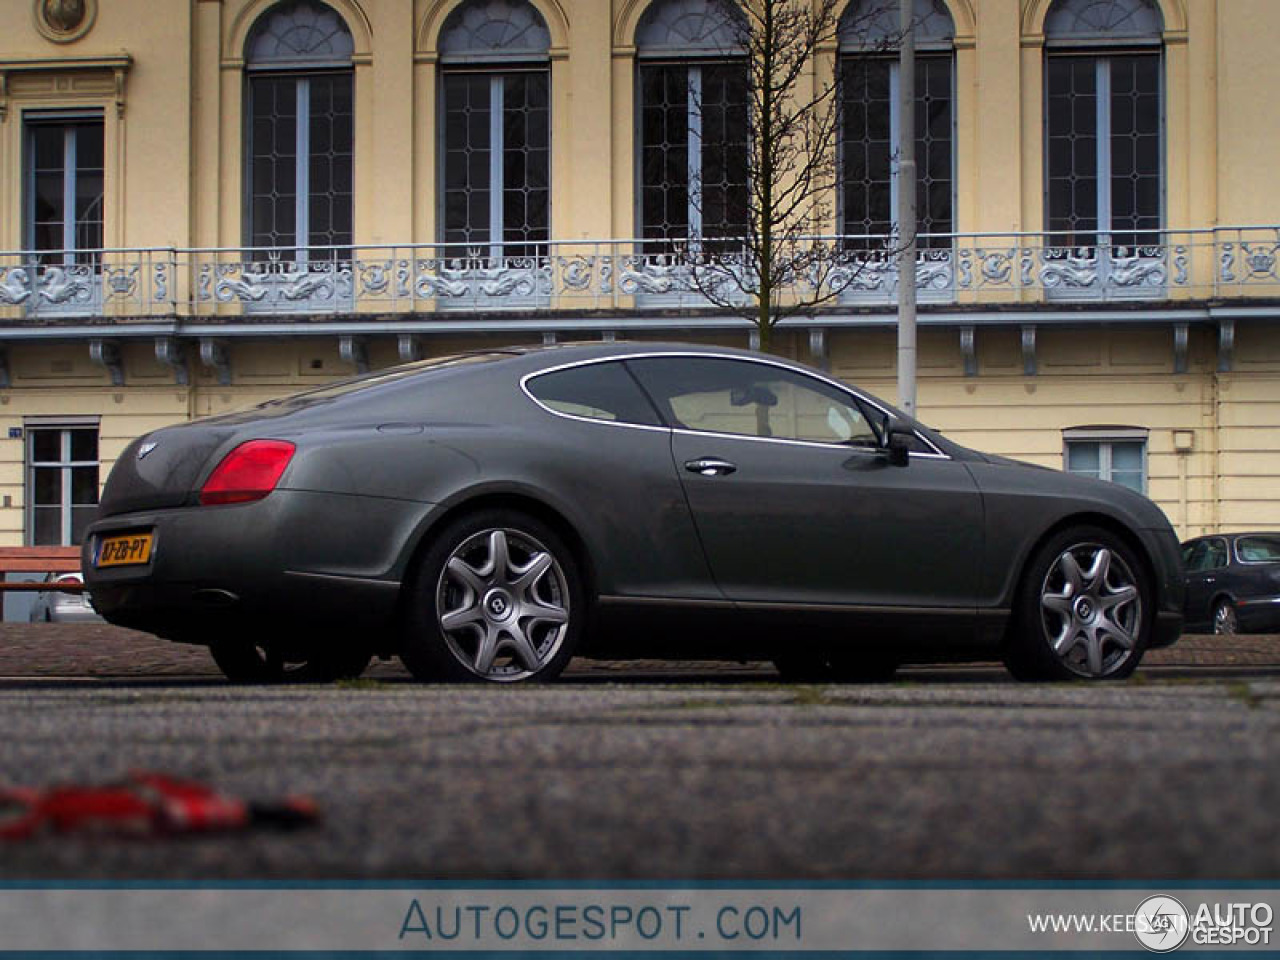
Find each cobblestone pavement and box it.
[0,668,1277,880]
[1,624,1277,880]
[0,622,1276,679]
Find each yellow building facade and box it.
[0,0,1278,553]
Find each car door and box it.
[627,355,983,609]
[521,357,716,601]
[1183,537,1228,628]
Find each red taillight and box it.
[199,440,296,506]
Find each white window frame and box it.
[1062,427,1148,493]
[25,418,101,547]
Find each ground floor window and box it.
[1063,428,1146,493]
[26,421,99,545]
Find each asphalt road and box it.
[0,625,1277,880]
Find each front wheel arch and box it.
[1004,521,1155,680]
[1004,512,1157,639]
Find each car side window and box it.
[1182,541,1204,570]
[526,361,662,427]
[1237,536,1280,563]
[1204,539,1228,570]
[627,357,881,447]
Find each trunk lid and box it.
[97,424,238,517]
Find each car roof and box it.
[518,340,767,365]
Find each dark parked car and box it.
[1181,533,1280,634]
[84,343,1184,683]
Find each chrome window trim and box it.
[519,350,950,460]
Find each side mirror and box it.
[882,418,913,467]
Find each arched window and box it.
[438,0,551,257]
[245,0,354,258]
[635,0,748,253]
[1044,0,1163,252]
[839,0,955,249]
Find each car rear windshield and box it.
[1237,536,1280,563]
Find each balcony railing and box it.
[2,227,1279,321]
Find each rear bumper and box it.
[83,490,430,647]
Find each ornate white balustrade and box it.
[0,250,175,317]
[2,228,1279,321]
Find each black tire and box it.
[1004,525,1152,682]
[1213,598,1240,636]
[309,642,374,682]
[773,654,831,682]
[400,509,585,683]
[209,638,284,683]
[774,651,898,683]
[208,636,370,684]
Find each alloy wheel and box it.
[1214,600,1239,635]
[1038,542,1143,678]
[435,527,571,681]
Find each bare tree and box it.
[677,0,904,354]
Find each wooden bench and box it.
[0,547,85,592]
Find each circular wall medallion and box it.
[33,0,97,44]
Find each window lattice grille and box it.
[1046,54,1161,248]
[246,0,354,66]
[839,0,955,51]
[839,55,953,249]
[245,1,353,257]
[248,73,353,255]
[1044,0,1164,42]
[27,120,104,264]
[635,0,744,56]
[438,0,550,61]
[637,62,748,254]
[442,71,550,256]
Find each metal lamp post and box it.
[896,0,917,417]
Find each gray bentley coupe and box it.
[84,343,1185,683]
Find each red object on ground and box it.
[0,772,318,840]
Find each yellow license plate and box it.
[96,533,154,568]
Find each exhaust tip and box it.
[192,588,239,608]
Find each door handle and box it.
[684,457,737,477]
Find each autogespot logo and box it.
[1134,896,1191,953]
